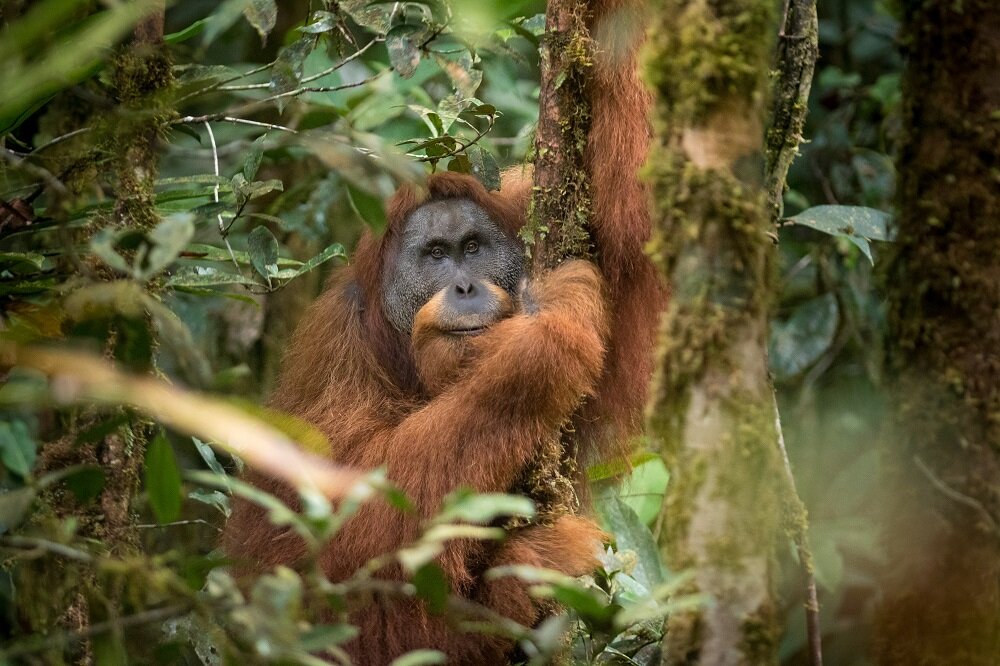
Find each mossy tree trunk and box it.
[643,0,784,663]
[876,1,1000,663]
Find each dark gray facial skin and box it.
[382,198,524,333]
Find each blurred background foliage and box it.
[0,0,900,663]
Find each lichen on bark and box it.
[642,0,785,662]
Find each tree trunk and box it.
[876,1,1000,663]
[643,0,784,663]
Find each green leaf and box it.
[447,154,472,174]
[619,458,670,527]
[142,215,195,280]
[0,486,36,534]
[389,650,447,666]
[412,563,449,614]
[768,293,839,381]
[243,134,267,181]
[242,0,277,45]
[0,419,37,477]
[785,205,894,265]
[299,625,360,651]
[298,11,339,34]
[435,490,535,524]
[90,228,134,276]
[192,437,227,476]
[166,267,259,288]
[270,37,314,111]
[346,184,387,232]
[595,490,666,590]
[0,252,45,270]
[202,0,249,46]
[247,226,280,283]
[164,17,209,44]
[290,243,346,278]
[387,25,422,79]
[62,467,106,503]
[145,432,183,524]
[468,146,500,191]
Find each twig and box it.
[408,115,496,163]
[218,38,384,91]
[765,0,819,221]
[255,68,392,106]
[203,121,241,272]
[773,392,823,666]
[176,115,298,134]
[0,604,192,660]
[0,536,93,562]
[914,455,999,533]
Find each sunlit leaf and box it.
[389,650,447,666]
[435,490,535,524]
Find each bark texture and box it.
[876,1,1000,663]
[643,0,784,663]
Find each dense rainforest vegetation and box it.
[1,0,996,664]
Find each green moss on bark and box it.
[877,1,1000,663]
[642,0,783,662]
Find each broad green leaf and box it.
[412,563,449,614]
[142,215,194,279]
[339,0,393,33]
[0,419,36,477]
[785,205,894,264]
[243,134,267,181]
[768,293,839,381]
[291,243,346,277]
[298,11,339,34]
[62,467,106,503]
[246,226,280,282]
[387,25,422,79]
[346,184,387,232]
[595,489,666,590]
[270,37,314,111]
[242,0,277,44]
[299,625,360,651]
[468,145,500,191]
[0,252,45,269]
[193,437,227,476]
[618,458,670,526]
[145,432,183,524]
[0,486,36,534]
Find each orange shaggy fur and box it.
[223,0,661,662]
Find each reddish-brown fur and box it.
[224,0,661,661]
